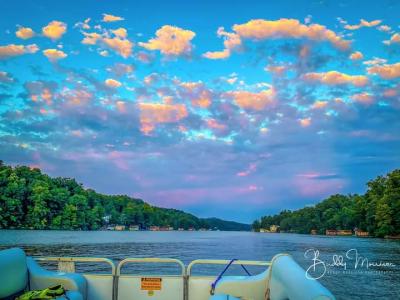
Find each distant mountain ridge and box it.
[0,160,250,231]
[203,217,251,231]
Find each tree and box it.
[0,162,251,231]
[252,220,261,231]
[69,194,88,229]
[26,181,50,229]
[0,171,26,228]
[253,170,400,237]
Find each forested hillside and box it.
[203,217,251,231]
[253,169,400,237]
[0,161,250,231]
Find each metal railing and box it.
[187,259,271,276]
[116,257,186,276]
[34,256,116,274]
[35,257,116,300]
[33,256,271,300]
[116,257,186,300]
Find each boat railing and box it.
[187,259,271,300]
[116,257,186,276]
[187,259,271,276]
[34,256,116,274]
[35,256,117,300]
[33,257,272,300]
[116,257,186,300]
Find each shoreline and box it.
[1,229,399,240]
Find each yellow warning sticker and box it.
[141,278,162,291]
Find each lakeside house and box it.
[326,229,337,236]
[325,229,353,236]
[355,230,370,237]
[102,226,220,232]
[100,225,225,232]
[159,226,174,231]
[259,225,280,233]
[337,230,352,236]
[270,225,280,233]
[129,225,140,231]
[104,225,125,231]
[114,225,126,231]
[310,229,317,235]
[384,235,400,239]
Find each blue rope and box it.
[240,264,251,276]
[210,259,237,295]
[210,259,252,295]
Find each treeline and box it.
[0,161,249,231]
[252,169,400,238]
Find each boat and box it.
[0,247,335,300]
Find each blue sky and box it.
[1,0,400,222]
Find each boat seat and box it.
[0,248,86,300]
[210,294,241,300]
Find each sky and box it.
[0,0,400,223]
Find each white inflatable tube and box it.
[269,254,335,300]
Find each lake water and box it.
[0,230,399,300]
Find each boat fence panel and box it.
[116,258,186,300]
[58,260,75,273]
[187,259,271,300]
[34,257,116,300]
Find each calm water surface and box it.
[1,230,399,300]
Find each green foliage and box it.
[0,161,249,231]
[253,169,400,238]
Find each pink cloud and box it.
[294,173,345,197]
[138,102,188,135]
[204,18,350,59]
[344,19,382,30]
[225,88,275,110]
[237,162,257,177]
[145,184,266,207]
[139,25,195,57]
